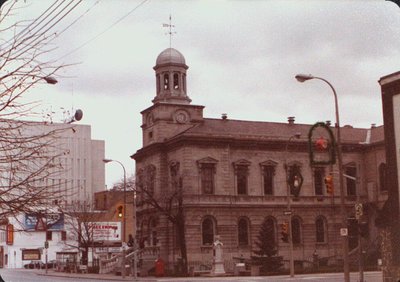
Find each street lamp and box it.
[284,132,301,278]
[295,74,350,282]
[103,158,127,278]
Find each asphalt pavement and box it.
[34,270,384,282]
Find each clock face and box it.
[175,110,189,123]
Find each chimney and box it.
[371,123,376,128]
[221,113,227,120]
[326,120,331,127]
[288,116,295,125]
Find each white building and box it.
[0,121,106,268]
[1,212,74,269]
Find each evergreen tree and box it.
[252,219,283,273]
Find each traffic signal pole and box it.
[284,133,300,278]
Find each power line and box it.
[59,0,150,60]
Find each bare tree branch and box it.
[0,1,83,221]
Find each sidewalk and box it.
[35,269,158,281]
[35,269,235,281]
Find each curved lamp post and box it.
[295,74,349,282]
[284,132,301,278]
[103,158,127,278]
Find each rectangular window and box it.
[314,168,324,196]
[201,164,215,194]
[61,231,67,241]
[237,165,248,195]
[46,231,52,241]
[346,166,357,196]
[262,166,275,195]
[22,249,41,261]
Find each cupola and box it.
[152,48,191,104]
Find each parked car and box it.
[46,260,57,269]
[24,261,45,269]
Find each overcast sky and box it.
[9,0,400,188]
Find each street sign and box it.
[340,228,348,236]
[284,211,292,215]
[95,247,122,253]
[355,203,363,220]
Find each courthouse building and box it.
[131,48,388,272]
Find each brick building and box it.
[131,48,388,273]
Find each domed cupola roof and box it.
[155,48,186,66]
[152,47,191,105]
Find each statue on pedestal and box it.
[212,235,225,275]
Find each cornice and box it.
[132,133,372,161]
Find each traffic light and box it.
[117,205,123,218]
[324,174,334,195]
[280,222,289,242]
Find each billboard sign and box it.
[24,213,64,231]
[91,222,121,242]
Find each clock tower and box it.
[140,48,204,147]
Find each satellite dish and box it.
[74,109,83,121]
[43,76,58,85]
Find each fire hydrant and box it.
[155,257,165,277]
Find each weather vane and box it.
[163,15,176,48]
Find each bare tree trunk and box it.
[177,177,188,274]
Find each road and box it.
[0,269,384,282]
[157,272,383,281]
[0,269,116,282]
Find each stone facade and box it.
[131,48,387,273]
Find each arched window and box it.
[149,218,158,246]
[238,218,249,246]
[264,217,276,243]
[173,73,179,90]
[163,73,169,90]
[291,217,302,244]
[316,216,326,243]
[379,163,387,192]
[202,217,215,245]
